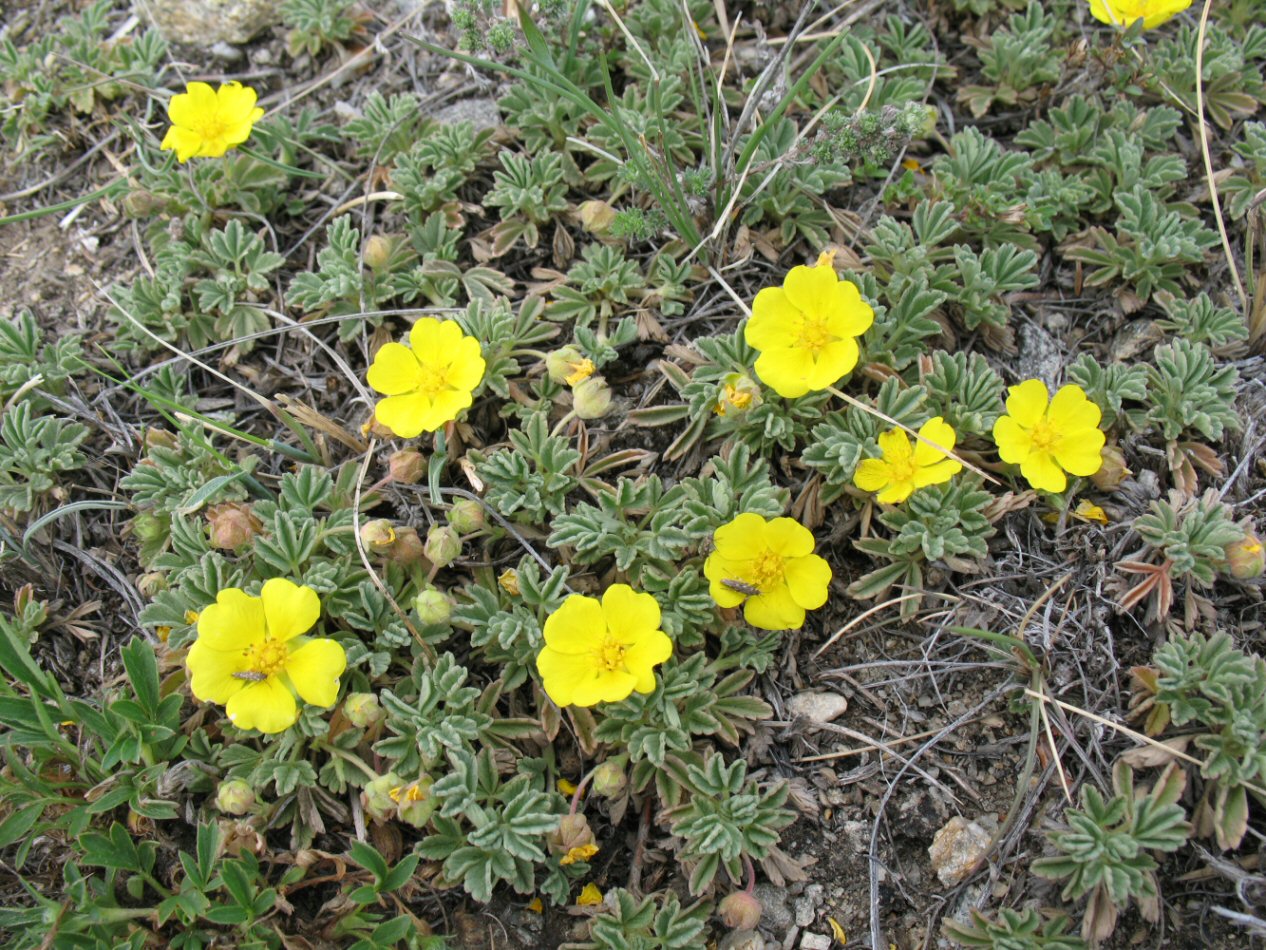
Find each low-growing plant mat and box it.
[0,0,1264,947]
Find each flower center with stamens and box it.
[750,550,785,589]
[595,636,627,673]
[888,456,918,485]
[243,638,288,677]
[195,114,229,146]
[1029,418,1058,453]
[797,316,833,355]
[416,364,449,400]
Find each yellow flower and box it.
[703,514,832,631]
[1088,0,1191,29]
[185,579,347,734]
[853,417,963,504]
[576,883,604,906]
[744,257,874,399]
[992,380,1105,493]
[561,843,599,866]
[557,778,579,796]
[160,81,264,163]
[366,318,486,438]
[714,372,762,417]
[536,584,673,708]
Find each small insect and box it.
[720,578,761,597]
[232,670,269,682]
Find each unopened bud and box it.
[343,692,384,729]
[145,427,179,450]
[206,502,262,551]
[360,519,397,550]
[498,568,520,596]
[578,200,616,234]
[714,373,762,418]
[591,757,628,798]
[424,524,462,568]
[388,449,425,485]
[549,813,597,863]
[572,377,612,419]
[546,345,591,385]
[1090,444,1130,492]
[131,512,167,543]
[1225,530,1265,580]
[414,587,453,626]
[387,526,425,566]
[393,776,436,828]
[363,235,393,270]
[718,891,763,930]
[447,499,485,534]
[136,572,168,598]
[361,772,401,823]
[215,779,256,816]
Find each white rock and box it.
[786,691,848,724]
[928,815,996,886]
[138,0,281,45]
[799,933,832,950]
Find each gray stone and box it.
[432,97,503,131]
[793,883,824,927]
[799,934,832,950]
[927,814,997,886]
[752,883,793,934]
[786,691,848,724]
[720,930,768,950]
[139,0,282,45]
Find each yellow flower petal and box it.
[226,677,298,733]
[912,458,962,488]
[374,393,434,438]
[712,512,769,559]
[197,588,265,651]
[783,554,831,610]
[159,125,204,163]
[557,778,578,795]
[782,262,838,314]
[215,81,261,126]
[992,415,1033,466]
[445,336,488,390]
[805,337,859,389]
[1054,430,1107,477]
[754,347,814,399]
[876,428,913,464]
[623,629,673,693]
[167,81,216,126]
[186,639,248,705]
[746,288,793,350]
[704,556,749,607]
[601,584,661,644]
[284,638,346,708]
[1004,379,1050,428]
[763,518,816,557]
[576,883,603,906]
[536,646,593,706]
[743,583,805,631]
[543,595,606,654]
[1020,451,1067,493]
[367,342,423,396]
[875,479,916,504]
[913,417,957,467]
[830,278,875,337]
[853,458,893,493]
[1046,385,1101,433]
[573,669,638,706]
[260,578,320,642]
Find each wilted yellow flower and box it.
[853,417,962,504]
[498,568,521,596]
[185,579,346,734]
[536,584,673,708]
[576,883,604,906]
[561,843,599,865]
[703,514,832,631]
[160,81,264,163]
[367,318,485,438]
[557,778,579,796]
[744,257,874,398]
[1088,0,1191,29]
[714,372,762,417]
[992,380,1105,494]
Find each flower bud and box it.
[591,757,628,798]
[361,772,401,823]
[424,524,462,568]
[572,377,612,419]
[388,449,425,485]
[136,572,168,598]
[549,813,598,865]
[718,891,763,930]
[131,512,168,543]
[1225,530,1265,580]
[1090,444,1130,492]
[392,776,436,828]
[546,345,594,386]
[414,587,453,626]
[360,519,397,550]
[206,502,262,551]
[145,427,179,450]
[215,779,256,816]
[447,498,485,534]
[714,373,762,418]
[363,234,393,270]
[386,526,425,566]
[498,568,520,596]
[343,692,384,729]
